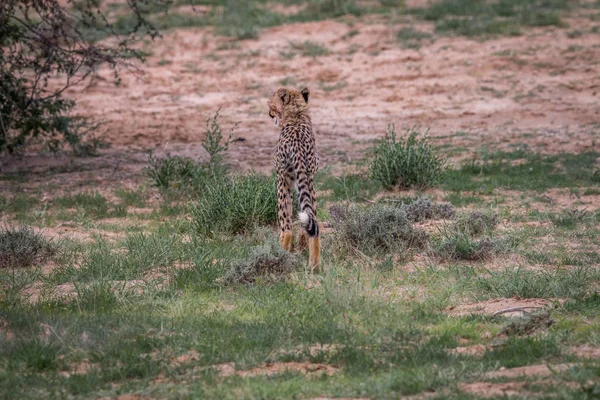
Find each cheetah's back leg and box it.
[278,174,294,252]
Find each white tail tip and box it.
[298,211,309,225]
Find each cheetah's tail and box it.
[299,211,319,237]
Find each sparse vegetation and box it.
[454,211,499,235]
[329,203,427,255]
[400,197,455,222]
[500,310,555,336]
[396,27,433,49]
[370,125,446,190]
[433,230,513,261]
[0,225,56,269]
[290,40,330,57]
[144,109,235,191]
[1,2,598,399]
[223,237,297,285]
[476,266,596,299]
[411,0,569,37]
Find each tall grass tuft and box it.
[191,173,277,237]
[370,125,445,190]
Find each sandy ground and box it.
[1,10,599,192]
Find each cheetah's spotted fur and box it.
[268,87,320,271]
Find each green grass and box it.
[370,125,446,190]
[2,136,600,398]
[396,27,433,49]
[190,173,277,237]
[410,0,570,37]
[475,266,597,299]
[84,0,406,43]
[443,151,600,193]
[290,41,330,57]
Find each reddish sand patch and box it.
[447,297,555,316]
[213,361,338,377]
[571,345,600,359]
[484,363,574,379]
[448,344,488,357]
[460,381,529,398]
[1,10,598,194]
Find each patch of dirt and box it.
[2,11,598,194]
[104,395,152,400]
[312,398,370,400]
[276,343,340,358]
[172,350,201,366]
[461,376,582,398]
[447,298,555,317]
[0,318,15,341]
[460,381,529,398]
[213,362,338,378]
[448,344,488,357]
[484,363,574,379]
[571,345,600,359]
[59,360,94,378]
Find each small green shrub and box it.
[329,203,427,255]
[145,151,205,191]
[500,311,555,336]
[191,173,277,237]
[453,211,499,235]
[396,27,433,49]
[202,107,236,174]
[304,0,363,17]
[370,125,445,190]
[550,209,591,229]
[0,225,56,268]
[400,197,455,222]
[145,109,235,191]
[289,41,330,57]
[433,227,514,261]
[55,192,109,218]
[223,238,297,285]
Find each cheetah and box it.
[268,86,320,271]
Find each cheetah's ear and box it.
[301,87,310,103]
[277,88,289,104]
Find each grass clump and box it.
[400,197,455,222]
[549,209,592,229]
[396,27,433,49]
[453,210,499,235]
[500,310,556,336]
[145,151,205,191]
[290,41,330,57]
[191,173,277,237]
[222,238,297,285]
[433,216,512,261]
[329,203,427,255]
[145,108,235,191]
[0,225,56,269]
[370,125,445,190]
[433,232,510,261]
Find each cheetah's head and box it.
[268,87,309,127]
